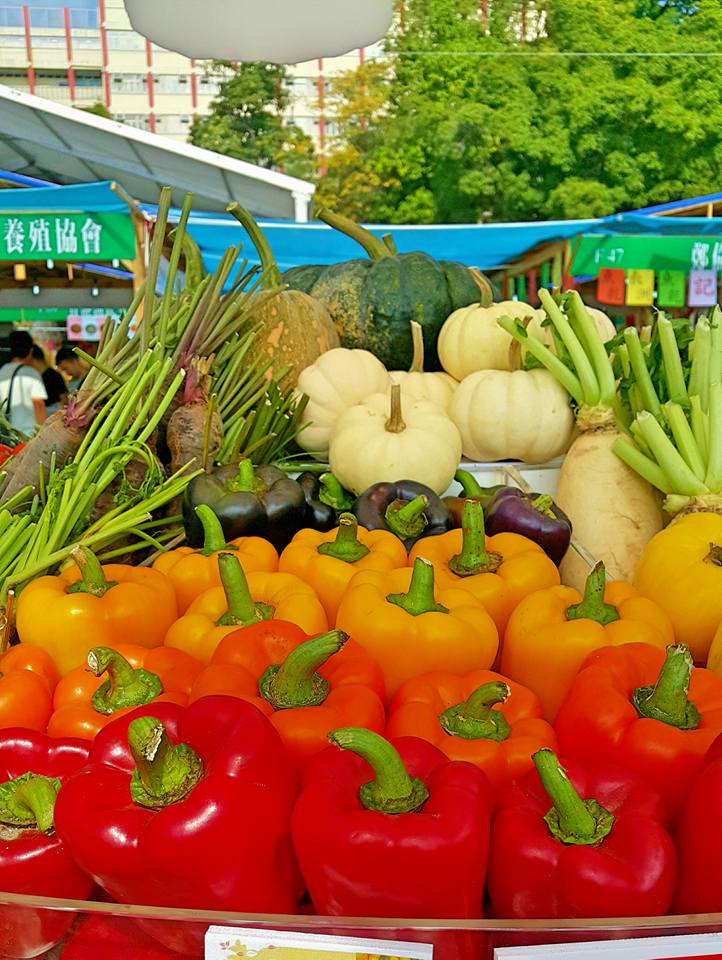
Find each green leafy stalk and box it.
[658,316,689,408]
[497,315,584,405]
[623,327,661,419]
[565,291,616,406]
[689,317,711,411]
[705,382,722,492]
[663,402,705,480]
[538,289,600,406]
[690,395,709,467]
[612,437,674,495]
[634,411,708,497]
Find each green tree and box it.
[77,102,112,119]
[190,62,315,180]
[320,0,722,223]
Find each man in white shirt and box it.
[0,331,48,436]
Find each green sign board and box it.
[0,211,135,262]
[0,307,123,325]
[572,234,722,277]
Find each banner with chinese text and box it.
[688,270,718,307]
[626,269,655,306]
[572,235,722,277]
[0,212,135,262]
[657,270,687,308]
[597,267,626,304]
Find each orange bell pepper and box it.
[188,620,385,769]
[47,643,200,740]
[336,555,499,699]
[153,505,279,614]
[409,500,560,635]
[16,547,178,675]
[502,562,674,722]
[385,669,557,790]
[164,552,328,664]
[0,644,60,693]
[0,669,53,731]
[279,514,407,623]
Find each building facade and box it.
[0,0,372,148]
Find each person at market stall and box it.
[55,346,86,394]
[0,330,48,435]
[31,345,68,415]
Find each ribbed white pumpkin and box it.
[526,305,616,354]
[329,385,462,495]
[449,368,574,463]
[438,298,541,380]
[295,348,391,457]
[389,321,458,411]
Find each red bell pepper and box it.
[54,697,303,916]
[60,914,202,959]
[555,642,722,816]
[487,748,677,919]
[673,733,722,914]
[292,728,492,919]
[0,728,92,960]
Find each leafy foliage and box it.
[319,0,722,223]
[190,62,315,180]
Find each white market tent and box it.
[0,85,315,220]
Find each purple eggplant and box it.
[484,487,572,566]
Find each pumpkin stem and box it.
[385,385,406,434]
[382,233,398,254]
[448,499,503,576]
[408,320,426,373]
[565,562,620,626]
[227,203,282,287]
[316,208,391,261]
[470,267,493,308]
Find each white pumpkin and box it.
[438,293,541,380]
[449,368,574,463]
[525,305,616,356]
[389,320,458,411]
[295,348,391,458]
[329,385,462,495]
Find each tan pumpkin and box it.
[389,320,458,411]
[228,204,339,388]
[329,385,462,495]
[449,368,574,463]
[295,348,391,457]
[438,271,540,379]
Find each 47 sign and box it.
[0,211,135,262]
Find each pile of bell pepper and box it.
[4,474,722,958]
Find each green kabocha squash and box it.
[281,264,327,294]
[228,204,339,389]
[282,210,483,371]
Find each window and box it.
[0,35,26,46]
[153,74,189,94]
[30,7,63,28]
[70,8,98,28]
[75,71,102,87]
[155,114,192,134]
[119,114,150,130]
[105,30,145,50]
[198,76,222,97]
[111,73,147,93]
[30,34,66,47]
[0,7,23,27]
[73,36,101,48]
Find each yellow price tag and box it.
[625,269,655,306]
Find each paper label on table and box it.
[657,270,687,308]
[493,931,722,960]
[205,926,433,959]
[626,268,655,306]
[688,270,718,307]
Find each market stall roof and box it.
[0,85,315,220]
[165,210,603,272]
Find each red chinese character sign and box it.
[688,270,718,307]
[597,268,626,305]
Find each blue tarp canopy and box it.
[0,180,129,215]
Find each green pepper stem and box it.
[259,629,347,710]
[0,773,60,834]
[319,473,354,512]
[387,557,448,616]
[448,499,502,576]
[531,494,556,520]
[216,552,273,626]
[128,716,204,810]
[88,646,163,716]
[632,644,701,730]
[439,682,511,742]
[328,727,429,814]
[565,562,620,625]
[385,494,428,541]
[66,546,117,598]
[233,458,258,494]
[454,469,484,498]
[534,748,614,846]
[317,515,370,563]
[195,504,230,555]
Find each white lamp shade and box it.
[124,0,392,64]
